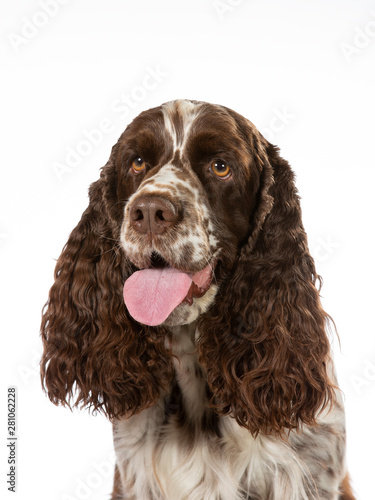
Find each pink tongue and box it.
[123,267,193,326]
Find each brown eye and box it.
[131,157,146,173]
[211,160,231,179]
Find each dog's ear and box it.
[40,147,173,418]
[198,131,335,436]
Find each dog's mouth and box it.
[123,251,216,326]
[149,252,170,269]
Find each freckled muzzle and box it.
[121,164,219,272]
[120,164,220,326]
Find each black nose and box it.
[129,196,179,235]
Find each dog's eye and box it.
[131,157,146,173]
[210,160,231,179]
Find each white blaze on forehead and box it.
[162,100,203,152]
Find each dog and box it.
[41,99,354,500]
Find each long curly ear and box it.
[40,149,173,418]
[198,133,335,436]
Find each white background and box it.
[1,0,374,499]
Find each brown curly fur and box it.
[40,152,174,419]
[197,140,336,435]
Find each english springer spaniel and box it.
[41,99,354,500]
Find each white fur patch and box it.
[162,99,202,151]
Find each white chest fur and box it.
[113,324,344,500]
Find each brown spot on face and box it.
[172,149,183,169]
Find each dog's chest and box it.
[112,325,317,500]
[113,324,248,498]
[163,323,217,430]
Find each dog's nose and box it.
[129,196,179,235]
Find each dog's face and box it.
[116,100,261,326]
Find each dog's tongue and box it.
[123,267,193,326]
